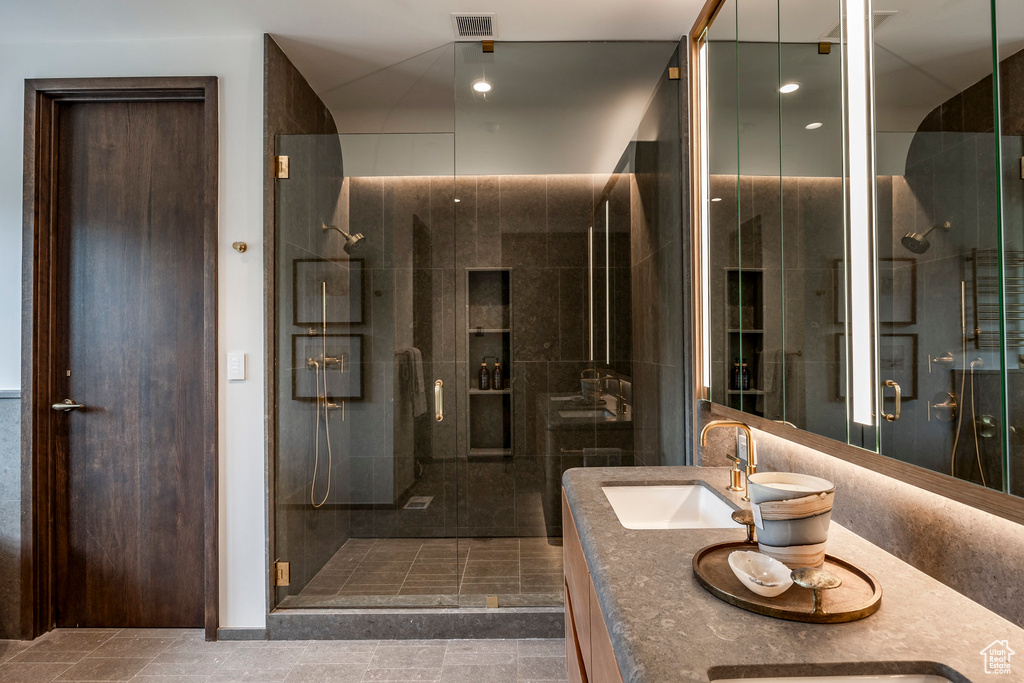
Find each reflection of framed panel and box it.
[879,258,916,324]
[292,334,364,401]
[293,258,363,326]
[834,333,917,401]
[834,258,917,324]
[880,333,917,400]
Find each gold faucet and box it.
[699,420,757,502]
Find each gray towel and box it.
[396,347,427,417]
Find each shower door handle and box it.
[434,380,444,422]
[881,379,901,422]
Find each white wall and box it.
[0,36,268,628]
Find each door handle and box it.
[881,380,901,422]
[52,399,84,412]
[434,380,444,422]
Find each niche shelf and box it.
[466,269,513,458]
[724,267,765,416]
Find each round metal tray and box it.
[692,541,882,623]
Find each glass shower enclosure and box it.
[270,40,680,611]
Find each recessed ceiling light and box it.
[805,122,823,130]
[472,79,492,93]
[454,198,461,203]
[711,197,722,202]
[779,83,800,94]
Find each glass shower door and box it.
[873,0,1007,490]
[273,132,461,608]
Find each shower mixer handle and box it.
[434,380,444,422]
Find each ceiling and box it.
[707,0,1024,177]
[0,0,704,102]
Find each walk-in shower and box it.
[270,40,684,622]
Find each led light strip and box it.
[845,0,878,425]
[699,37,712,394]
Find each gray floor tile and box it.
[297,646,375,665]
[130,676,209,683]
[439,664,517,683]
[442,650,515,666]
[445,641,516,653]
[283,663,367,682]
[117,629,200,639]
[360,669,441,682]
[56,656,150,681]
[0,661,74,683]
[206,670,288,682]
[140,651,232,675]
[27,632,116,653]
[91,637,177,658]
[9,650,89,664]
[515,657,567,681]
[368,646,445,670]
[516,641,564,658]
[219,649,303,671]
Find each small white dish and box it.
[728,550,794,598]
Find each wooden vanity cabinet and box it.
[563,488,625,683]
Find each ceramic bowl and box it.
[747,472,834,503]
[727,550,794,598]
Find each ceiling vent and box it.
[820,11,897,42]
[452,13,496,39]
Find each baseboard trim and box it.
[267,607,564,640]
[0,390,21,399]
[217,627,267,641]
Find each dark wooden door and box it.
[53,100,206,627]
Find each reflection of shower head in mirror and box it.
[901,221,951,254]
[322,223,366,254]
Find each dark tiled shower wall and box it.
[334,173,634,541]
[629,53,687,467]
[0,396,19,639]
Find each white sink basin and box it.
[716,676,951,683]
[601,484,738,529]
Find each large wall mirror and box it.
[696,0,1024,501]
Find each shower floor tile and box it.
[285,537,564,608]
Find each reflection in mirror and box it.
[701,0,1024,497]
[873,0,1015,494]
[707,0,846,440]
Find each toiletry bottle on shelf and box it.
[731,358,741,390]
[479,360,491,391]
[741,358,751,390]
[492,361,503,390]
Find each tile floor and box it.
[281,537,564,608]
[0,629,569,683]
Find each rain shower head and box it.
[901,221,951,254]
[323,223,366,254]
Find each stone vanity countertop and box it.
[538,393,633,431]
[562,466,1024,683]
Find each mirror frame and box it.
[687,0,1024,527]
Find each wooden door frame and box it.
[21,77,220,640]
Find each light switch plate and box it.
[227,352,246,381]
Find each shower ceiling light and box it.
[806,122,823,129]
[779,83,800,93]
[473,79,492,93]
[711,197,722,202]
